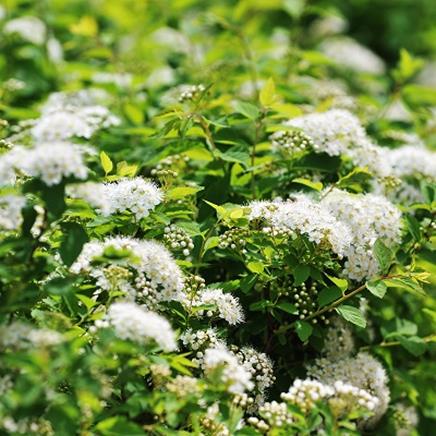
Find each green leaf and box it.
[247,261,264,274]
[59,222,89,267]
[405,215,421,242]
[337,167,372,191]
[373,239,393,272]
[276,302,298,315]
[292,177,323,191]
[234,101,260,120]
[95,416,144,435]
[100,151,113,175]
[336,305,366,328]
[393,49,424,84]
[123,102,144,125]
[366,280,387,299]
[317,287,342,308]
[326,274,348,292]
[293,264,310,286]
[166,186,203,200]
[259,77,277,107]
[398,336,427,357]
[295,320,313,341]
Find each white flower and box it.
[98,301,177,351]
[188,287,244,325]
[32,105,120,142]
[320,37,385,74]
[382,145,436,179]
[307,352,390,426]
[93,72,133,88]
[4,16,46,45]
[321,189,402,281]
[285,109,370,157]
[71,236,185,304]
[0,195,26,230]
[235,346,275,394]
[47,37,63,63]
[204,346,254,394]
[0,322,62,350]
[69,178,162,220]
[8,142,89,186]
[146,66,176,88]
[249,194,352,258]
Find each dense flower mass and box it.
[95,301,177,351]
[203,347,254,394]
[69,177,163,219]
[320,37,386,74]
[71,236,185,303]
[0,2,433,435]
[0,195,26,230]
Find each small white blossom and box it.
[188,287,244,325]
[69,178,162,220]
[8,142,89,186]
[4,16,46,45]
[71,236,185,304]
[0,195,26,230]
[97,301,177,351]
[204,346,253,394]
[321,37,385,74]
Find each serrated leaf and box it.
[100,151,113,175]
[366,280,387,299]
[336,305,366,328]
[295,321,313,341]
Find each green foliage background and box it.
[0,0,435,435]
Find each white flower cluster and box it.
[5,143,89,186]
[285,109,391,176]
[281,378,378,418]
[179,84,206,103]
[321,189,402,280]
[249,194,352,258]
[69,178,163,220]
[187,287,244,325]
[307,352,390,426]
[257,401,292,428]
[166,375,200,397]
[71,236,185,304]
[270,130,314,154]
[94,301,177,351]
[92,72,133,88]
[394,403,419,436]
[233,346,275,396]
[382,145,436,179]
[4,16,46,45]
[180,328,225,368]
[286,109,369,156]
[32,105,120,142]
[322,317,355,360]
[0,195,26,230]
[203,346,254,394]
[0,322,63,350]
[320,37,386,74]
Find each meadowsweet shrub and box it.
[0,1,435,435]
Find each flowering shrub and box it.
[0,1,435,435]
